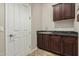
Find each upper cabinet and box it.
[53,3,75,21]
[53,4,62,21]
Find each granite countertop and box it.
[37,31,78,37]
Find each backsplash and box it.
[54,19,74,28]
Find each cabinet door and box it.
[37,34,50,50]
[42,34,50,50]
[53,4,62,21]
[62,36,78,56]
[63,3,75,19]
[37,34,44,48]
[50,35,61,54]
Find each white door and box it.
[5,3,31,56]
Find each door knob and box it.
[9,34,14,41]
[9,34,14,37]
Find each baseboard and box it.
[27,47,37,56]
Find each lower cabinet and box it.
[37,33,78,56]
[61,36,78,56]
[43,34,50,50]
[37,34,43,48]
[50,35,61,54]
[37,34,50,50]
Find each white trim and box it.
[27,47,37,56]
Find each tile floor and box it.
[29,49,59,56]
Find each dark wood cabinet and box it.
[37,34,50,50]
[61,36,78,56]
[42,34,50,50]
[53,4,62,21]
[37,32,78,56]
[63,4,75,19]
[37,34,43,48]
[53,3,75,21]
[50,35,61,54]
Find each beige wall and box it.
[0,3,5,56]
[42,4,54,30]
[31,4,42,50]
